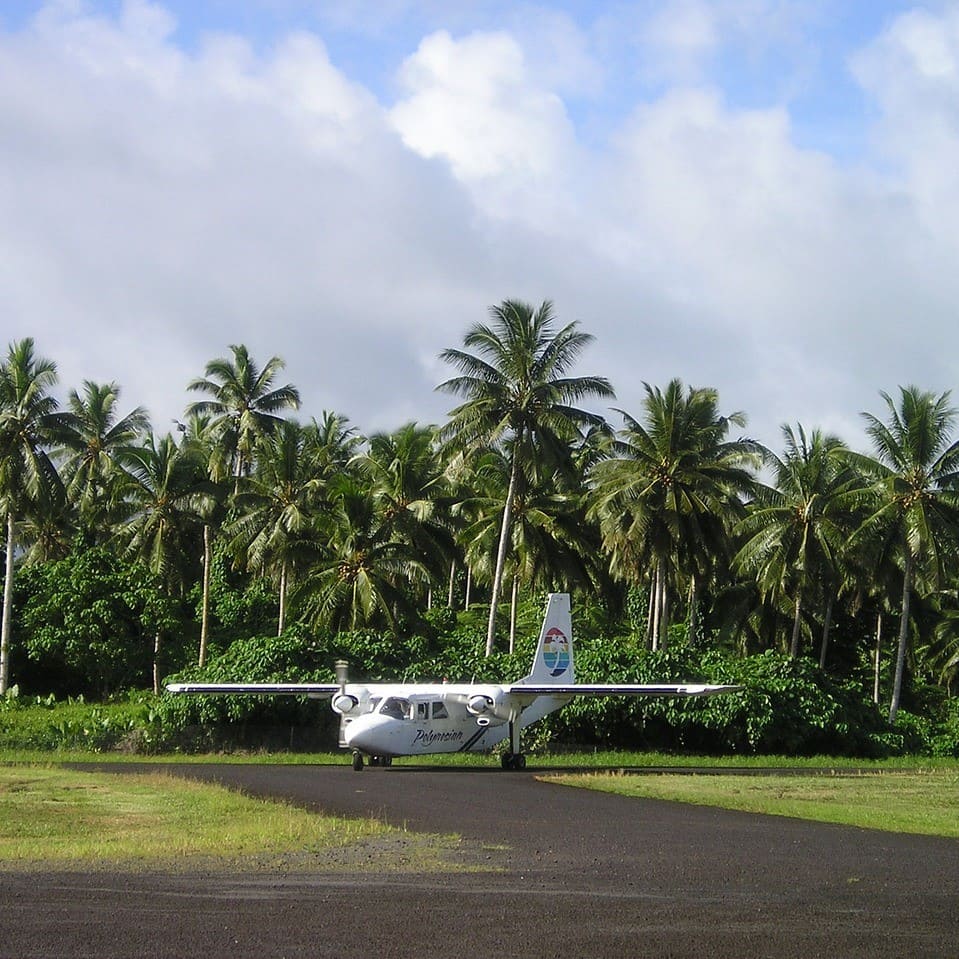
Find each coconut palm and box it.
[304,411,363,490]
[843,387,959,722]
[227,419,326,636]
[355,422,454,603]
[589,380,758,649]
[734,424,853,660]
[922,590,959,695]
[293,472,430,632]
[0,338,63,693]
[118,433,212,692]
[185,344,300,493]
[56,380,150,534]
[438,299,613,654]
[457,444,601,648]
[177,414,229,666]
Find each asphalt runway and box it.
[1,762,957,958]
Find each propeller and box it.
[332,660,359,715]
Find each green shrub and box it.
[0,692,157,752]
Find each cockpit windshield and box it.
[379,697,411,720]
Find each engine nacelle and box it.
[466,689,512,723]
[331,690,365,716]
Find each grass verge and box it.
[0,765,463,871]
[546,769,959,838]
[5,748,959,769]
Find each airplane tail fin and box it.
[517,593,575,686]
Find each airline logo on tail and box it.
[542,627,571,677]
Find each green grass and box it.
[547,769,959,837]
[0,765,460,871]
[5,748,959,769]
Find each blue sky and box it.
[0,1,914,149]
[3,1,959,450]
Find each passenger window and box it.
[431,701,448,719]
[415,702,428,721]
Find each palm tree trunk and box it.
[818,595,834,670]
[0,512,15,694]
[465,567,472,609]
[889,554,913,723]
[687,575,699,645]
[659,572,669,651]
[199,524,211,667]
[486,450,520,656]
[644,571,654,648]
[448,560,456,607]
[277,559,288,636]
[873,612,882,705]
[232,450,245,499]
[651,564,661,652]
[789,591,803,658]
[509,575,519,654]
[152,628,162,696]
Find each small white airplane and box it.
[167,593,740,770]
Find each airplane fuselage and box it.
[338,683,571,759]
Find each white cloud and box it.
[642,0,719,74]
[3,0,959,458]
[633,0,814,87]
[852,8,959,225]
[0,1,490,433]
[389,29,575,183]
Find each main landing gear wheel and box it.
[368,755,393,768]
[501,752,526,770]
[351,750,364,771]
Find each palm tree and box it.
[56,380,150,535]
[923,590,959,696]
[0,338,62,694]
[178,414,228,667]
[355,422,454,604]
[294,473,430,632]
[589,380,758,649]
[437,299,614,654]
[118,433,212,693]
[227,419,324,635]
[844,387,959,722]
[734,424,853,660]
[185,344,300,493]
[17,478,75,564]
[307,410,363,476]
[457,444,600,648]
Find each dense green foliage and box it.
[3,616,958,756]
[14,545,180,697]
[2,319,959,758]
[0,692,156,752]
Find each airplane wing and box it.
[166,683,339,698]
[506,683,741,697]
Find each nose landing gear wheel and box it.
[351,750,364,771]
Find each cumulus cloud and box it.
[0,1,490,432]
[2,0,959,455]
[388,26,577,221]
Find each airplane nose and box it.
[342,713,386,752]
